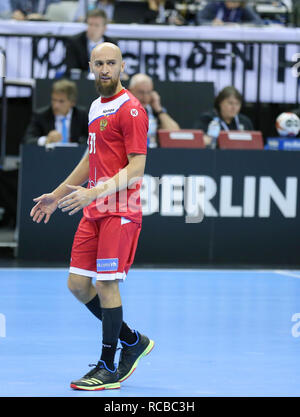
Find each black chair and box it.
[113,1,149,24]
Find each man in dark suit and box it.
[65,9,115,77]
[24,79,88,146]
[196,1,263,26]
[10,0,60,20]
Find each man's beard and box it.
[95,77,119,97]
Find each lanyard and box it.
[217,115,240,131]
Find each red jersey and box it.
[83,88,148,224]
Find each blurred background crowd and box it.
[0,0,299,26]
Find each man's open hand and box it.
[30,193,58,224]
[57,185,97,216]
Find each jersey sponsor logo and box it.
[97,258,119,272]
[100,118,108,131]
[130,109,139,117]
[103,108,115,114]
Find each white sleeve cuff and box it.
[37,136,47,146]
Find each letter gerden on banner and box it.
[2,22,300,103]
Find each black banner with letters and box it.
[17,145,300,267]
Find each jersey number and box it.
[89,132,96,154]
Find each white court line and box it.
[0,268,68,271]
[1,268,300,279]
[0,267,298,273]
[131,268,293,274]
[0,267,264,272]
[273,270,300,279]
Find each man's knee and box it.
[96,279,118,293]
[68,273,93,301]
[96,279,120,307]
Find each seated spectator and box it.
[129,73,180,148]
[196,1,263,26]
[10,0,60,20]
[195,86,254,148]
[0,0,12,19]
[74,0,115,22]
[143,0,185,25]
[65,9,116,77]
[23,79,88,146]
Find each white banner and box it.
[1,21,300,102]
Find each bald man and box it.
[129,73,180,147]
[30,43,154,391]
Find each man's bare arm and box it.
[150,90,180,131]
[93,153,146,199]
[30,151,90,224]
[53,151,90,200]
[58,154,146,216]
[158,112,180,131]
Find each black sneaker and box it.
[118,331,155,382]
[70,360,120,391]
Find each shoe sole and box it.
[70,382,120,391]
[118,339,155,383]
